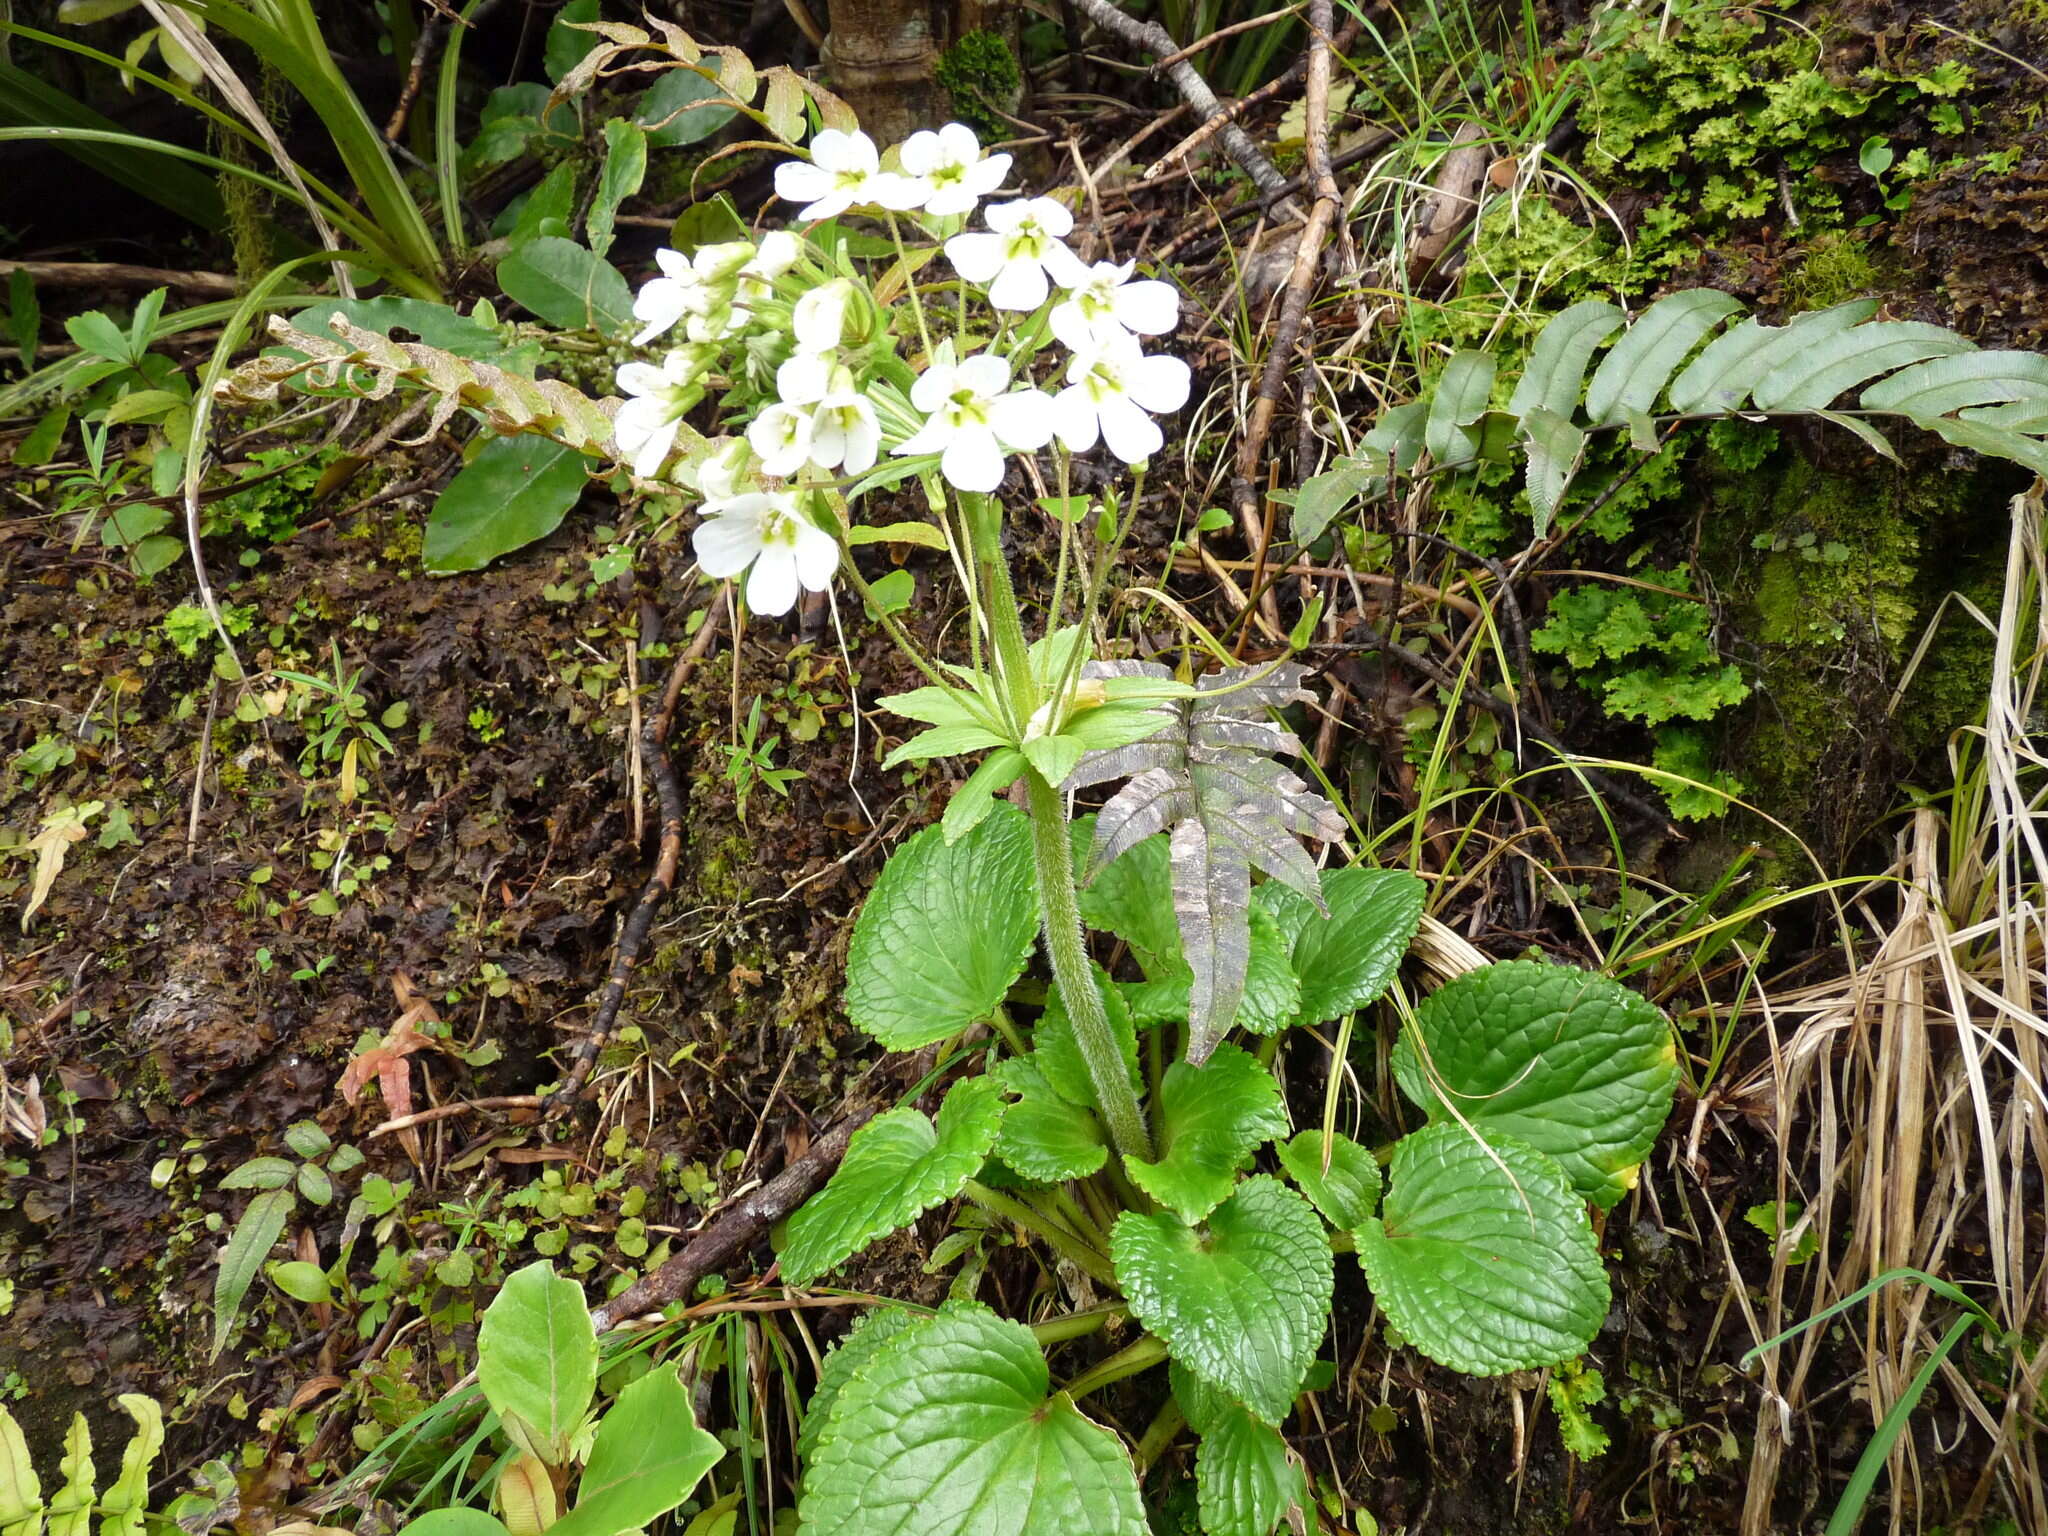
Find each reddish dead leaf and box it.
[57,1064,116,1101]
[336,973,445,1164]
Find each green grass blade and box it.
[1824,1313,1977,1536]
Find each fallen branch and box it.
[589,1108,869,1332]
[0,260,238,296]
[1067,0,1302,218]
[552,593,730,1107]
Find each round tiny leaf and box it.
[1113,1176,1333,1425]
[780,1077,1006,1286]
[1275,1131,1382,1231]
[798,1304,1146,1536]
[1391,959,1677,1207]
[1357,1124,1608,1375]
[846,807,1037,1048]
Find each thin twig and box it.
[368,1095,543,1137]
[186,680,218,852]
[1155,2,1303,70]
[384,13,449,143]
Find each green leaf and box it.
[7,269,38,366]
[639,63,738,148]
[991,1057,1106,1181]
[1112,1176,1333,1425]
[1124,1044,1287,1225]
[798,1304,1146,1536]
[844,807,1037,1048]
[1424,351,1495,466]
[0,1402,42,1536]
[395,1513,510,1536]
[1255,867,1424,1027]
[505,163,580,250]
[1924,414,2048,479]
[942,747,1026,843]
[495,237,635,332]
[796,1306,926,1465]
[97,1396,162,1536]
[1390,959,1677,1208]
[1506,299,1622,421]
[587,119,646,260]
[1274,1131,1381,1230]
[1751,322,1974,412]
[1020,733,1087,788]
[1171,1366,1304,1536]
[295,1162,333,1206]
[425,437,589,574]
[282,1121,331,1159]
[670,193,752,252]
[64,310,130,366]
[1861,350,2048,418]
[880,723,1011,768]
[547,1365,722,1536]
[218,1156,295,1191]
[1356,1125,1607,1375]
[1520,404,1587,540]
[543,0,601,82]
[1033,964,1140,1107]
[290,297,517,362]
[780,1077,1007,1286]
[1075,824,1181,977]
[269,1260,332,1304]
[44,1412,89,1536]
[1584,288,1743,425]
[847,521,949,550]
[211,1186,294,1359]
[1669,302,1877,415]
[1288,458,1377,545]
[476,1261,598,1463]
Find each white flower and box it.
[944,197,1088,312]
[776,350,834,407]
[793,279,855,355]
[690,437,756,501]
[748,401,816,477]
[773,130,925,222]
[898,122,1011,217]
[747,230,802,281]
[693,491,838,616]
[1049,260,1180,352]
[612,348,709,477]
[809,368,882,474]
[633,241,759,345]
[1051,333,1192,464]
[894,348,1054,492]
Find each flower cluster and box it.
[609,121,1190,615]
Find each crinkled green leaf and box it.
[0,1403,42,1536]
[1520,404,1587,541]
[1034,964,1140,1107]
[1357,1125,1607,1375]
[44,1413,88,1536]
[1255,866,1424,1026]
[845,807,1037,1048]
[797,1306,925,1466]
[477,1261,597,1463]
[1391,959,1676,1208]
[547,1365,721,1536]
[781,1077,1006,1286]
[1171,1366,1304,1536]
[992,1058,1106,1183]
[1275,1130,1382,1230]
[1112,1176,1332,1425]
[1124,1044,1287,1224]
[797,1304,1145,1536]
[1074,823,1181,977]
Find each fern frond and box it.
[1325,292,2048,541]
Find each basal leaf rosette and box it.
[1390,959,1677,1207]
[797,1303,1146,1536]
[780,1076,1006,1286]
[1112,1176,1332,1426]
[844,805,1037,1049]
[1356,1124,1608,1375]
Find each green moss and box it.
[1778,232,1885,312]
[935,30,1021,143]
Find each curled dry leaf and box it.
[336,973,445,1164]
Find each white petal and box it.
[989,389,1055,451]
[810,129,876,175]
[899,129,944,176]
[792,521,840,589]
[957,353,1012,397]
[893,417,950,458]
[842,411,880,473]
[694,513,762,578]
[923,186,978,217]
[613,360,667,398]
[1098,395,1162,464]
[631,416,679,478]
[1041,239,1091,290]
[986,257,1049,312]
[1127,353,1192,414]
[910,361,957,412]
[1113,279,1180,336]
[945,231,1006,284]
[937,122,982,162]
[746,548,801,616]
[775,160,834,206]
[868,171,929,210]
[798,189,854,223]
[777,352,832,406]
[653,248,693,281]
[1051,387,1101,453]
[1026,197,1075,238]
[967,155,1012,197]
[941,429,1005,492]
[1048,300,1097,355]
[750,229,800,278]
[630,281,689,345]
[983,199,1028,233]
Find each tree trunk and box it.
[823,0,950,147]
